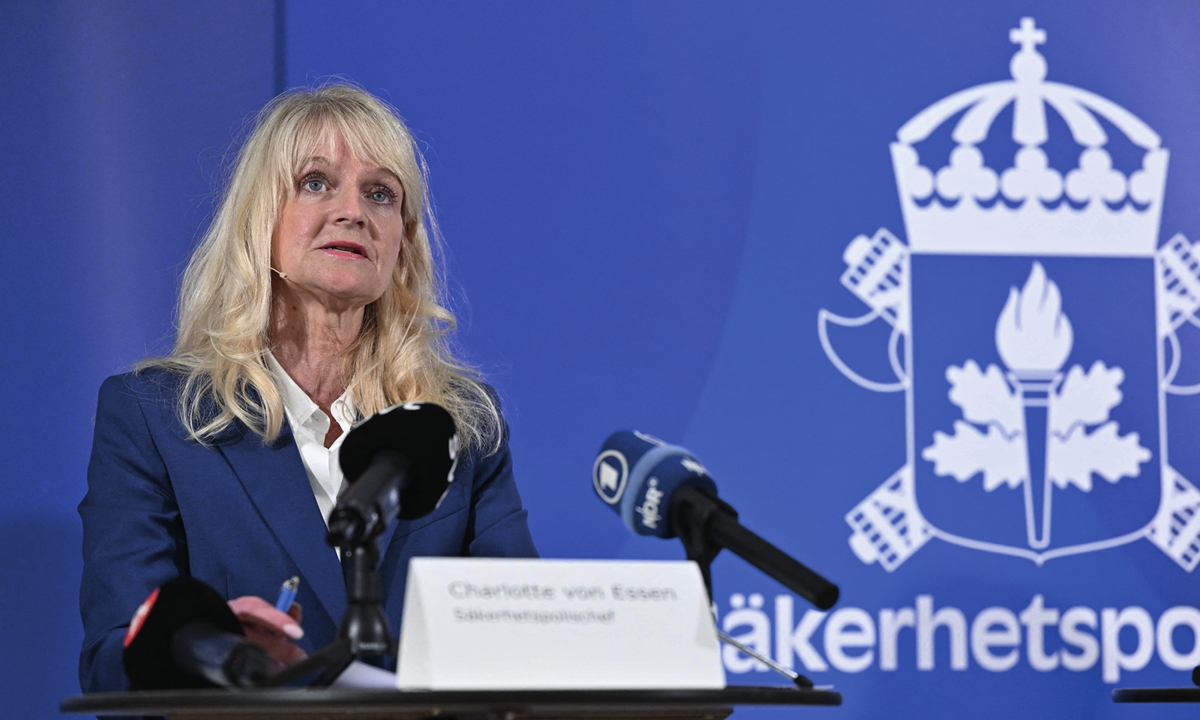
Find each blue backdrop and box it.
[4,1,1200,718]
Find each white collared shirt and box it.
[266,352,358,526]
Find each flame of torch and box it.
[994,262,1073,549]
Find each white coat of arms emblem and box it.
[820,18,1200,570]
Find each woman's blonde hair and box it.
[141,82,500,453]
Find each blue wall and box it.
[5,1,1200,718]
[0,2,273,715]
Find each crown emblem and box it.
[891,18,1168,257]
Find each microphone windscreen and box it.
[123,577,243,690]
[340,402,459,519]
[593,431,718,538]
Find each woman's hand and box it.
[227,596,307,670]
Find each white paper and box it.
[331,660,397,689]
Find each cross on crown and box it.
[1009,17,1046,53]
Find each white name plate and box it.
[396,558,724,690]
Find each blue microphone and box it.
[593,431,839,610]
[592,430,717,538]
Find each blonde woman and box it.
[79,84,537,692]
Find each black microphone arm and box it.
[671,485,839,610]
[326,449,411,547]
[171,621,272,688]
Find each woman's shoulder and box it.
[97,367,187,412]
[472,380,510,448]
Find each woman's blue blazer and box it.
[78,369,537,692]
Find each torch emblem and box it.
[997,264,1076,545]
[821,18,1200,570]
[921,263,1151,551]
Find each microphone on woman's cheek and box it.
[269,266,288,280]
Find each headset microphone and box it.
[593,430,839,610]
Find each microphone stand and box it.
[266,450,413,687]
[263,537,395,687]
[669,485,825,690]
[717,629,815,689]
[670,486,727,599]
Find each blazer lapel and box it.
[217,423,347,629]
[374,512,400,564]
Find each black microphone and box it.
[328,402,459,546]
[123,577,272,689]
[593,431,839,610]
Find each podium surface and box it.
[62,686,840,720]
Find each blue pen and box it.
[274,576,300,612]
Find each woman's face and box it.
[272,139,405,313]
